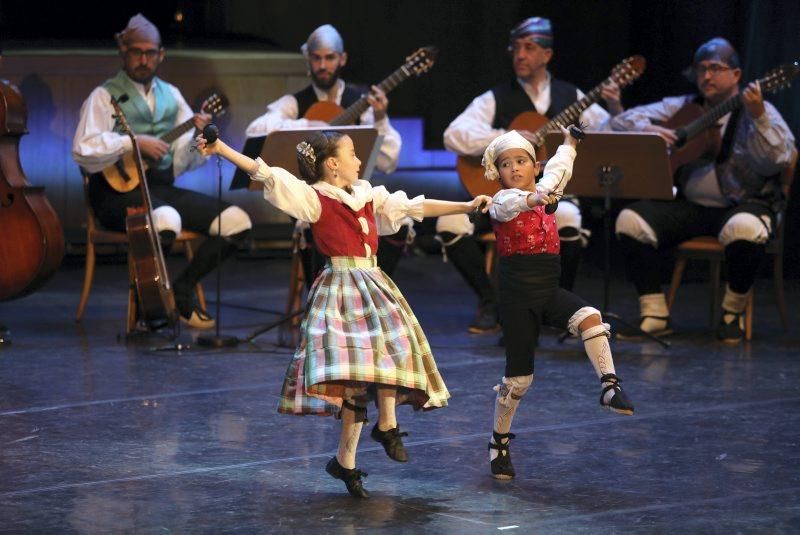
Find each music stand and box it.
[230,126,381,191]
[234,126,381,344]
[544,132,674,347]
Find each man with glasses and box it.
[442,17,624,334]
[612,37,795,344]
[73,13,252,329]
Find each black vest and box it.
[294,84,365,123]
[491,78,580,129]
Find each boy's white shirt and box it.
[490,144,577,222]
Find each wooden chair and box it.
[666,151,796,340]
[76,173,206,328]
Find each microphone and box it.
[203,124,219,144]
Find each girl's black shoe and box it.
[325,457,369,498]
[370,423,409,462]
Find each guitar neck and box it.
[678,94,743,142]
[160,118,195,144]
[330,65,413,126]
[531,79,609,145]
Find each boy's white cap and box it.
[481,130,536,181]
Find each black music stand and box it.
[234,126,381,344]
[230,126,380,191]
[544,132,674,347]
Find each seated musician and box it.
[245,24,407,279]
[72,14,252,329]
[612,38,795,344]
[442,16,624,333]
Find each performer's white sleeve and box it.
[245,95,313,138]
[371,185,424,235]
[72,86,133,174]
[249,158,322,222]
[443,90,506,156]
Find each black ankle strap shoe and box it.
[325,457,369,498]
[370,423,409,462]
[488,431,516,479]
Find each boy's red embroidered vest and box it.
[310,191,379,257]
[492,207,560,257]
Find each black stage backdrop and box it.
[3,0,798,272]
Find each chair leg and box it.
[745,292,753,341]
[666,258,687,310]
[774,253,788,331]
[709,258,721,330]
[76,240,96,321]
[279,245,305,347]
[183,240,207,311]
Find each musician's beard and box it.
[127,66,157,86]
[311,65,343,90]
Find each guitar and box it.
[457,55,647,197]
[662,61,799,174]
[102,93,228,192]
[303,46,438,124]
[109,95,177,330]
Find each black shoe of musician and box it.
[717,311,744,345]
[469,305,500,334]
[326,457,369,498]
[173,282,215,329]
[489,431,516,480]
[371,423,409,462]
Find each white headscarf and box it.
[115,13,161,47]
[481,130,536,181]
[300,24,344,59]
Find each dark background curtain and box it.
[3,0,798,271]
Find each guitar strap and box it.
[715,104,742,165]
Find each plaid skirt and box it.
[278,256,450,416]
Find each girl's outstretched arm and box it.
[422,195,492,218]
[195,135,262,176]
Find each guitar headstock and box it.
[200,93,229,117]
[109,94,133,137]
[610,55,647,87]
[759,62,799,94]
[404,46,439,77]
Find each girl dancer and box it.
[482,127,634,480]
[196,130,492,497]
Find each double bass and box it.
[0,79,64,302]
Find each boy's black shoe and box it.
[489,431,516,480]
[600,373,635,415]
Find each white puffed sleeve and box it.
[371,185,425,236]
[249,158,322,223]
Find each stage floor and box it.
[2,254,799,532]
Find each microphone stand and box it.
[198,124,239,348]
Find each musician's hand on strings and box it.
[601,80,624,115]
[191,111,212,132]
[367,85,389,121]
[138,135,170,161]
[643,124,678,147]
[742,80,766,119]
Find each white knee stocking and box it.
[581,324,618,405]
[376,385,398,431]
[337,400,365,470]
[490,375,532,462]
